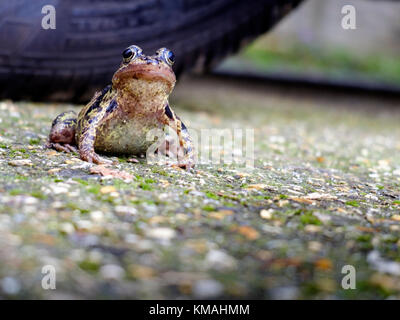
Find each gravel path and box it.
[0,76,400,299]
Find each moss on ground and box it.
[0,76,400,299]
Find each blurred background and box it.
[218,0,400,92]
[3,0,399,100]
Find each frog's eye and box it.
[158,48,175,66]
[122,48,135,62]
[122,45,142,63]
[165,50,175,65]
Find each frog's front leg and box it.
[78,124,111,164]
[77,100,115,165]
[161,104,195,170]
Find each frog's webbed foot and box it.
[79,150,112,165]
[47,142,78,154]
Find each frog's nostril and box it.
[145,57,159,65]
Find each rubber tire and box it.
[0,0,302,102]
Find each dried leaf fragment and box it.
[236,226,260,240]
[90,165,133,180]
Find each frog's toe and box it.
[80,151,110,164]
[79,152,91,163]
[66,144,78,153]
[90,153,112,165]
[48,142,74,153]
[95,156,113,165]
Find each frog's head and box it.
[112,45,176,97]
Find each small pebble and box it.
[260,209,274,220]
[193,279,223,298]
[1,277,21,295]
[90,211,104,222]
[146,227,176,241]
[204,249,237,271]
[59,222,75,234]
[100,264,125,280]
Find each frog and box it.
[47,45,195,169]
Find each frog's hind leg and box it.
[47,111,78,153]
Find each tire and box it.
[0,0,302,102]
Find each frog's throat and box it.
[113,79,169,114]
[113,78,171,101]
[112,64,176,91]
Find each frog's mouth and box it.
[112,64,176,90]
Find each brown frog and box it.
[47,45,195,169]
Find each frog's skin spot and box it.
[63,119,77,126]
[84,85,111,118]
[105,99,118,114]
[51,111,77,127]
[165,104,174,120]
[175,115,187,131]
